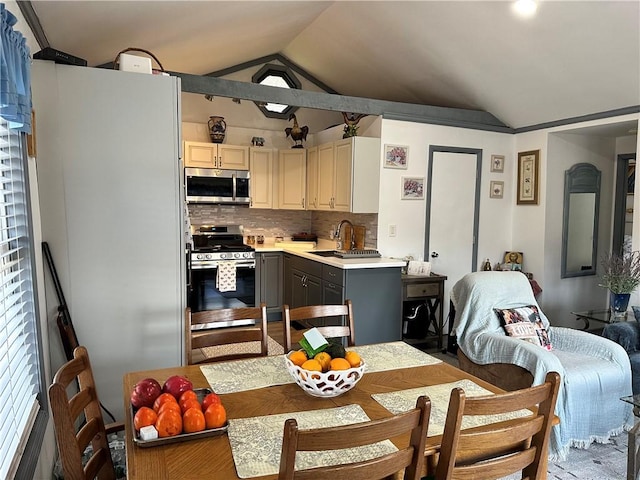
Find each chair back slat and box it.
[435,371,560,480]
[283,300,355,352]
[185,303,268,364]
[48,346,118,480]
[278,395,430,480]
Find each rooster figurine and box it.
[285,114,309,148]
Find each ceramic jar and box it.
[208,116,226,144]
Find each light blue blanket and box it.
[451,271,633,460]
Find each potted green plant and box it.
[599,251,640,318]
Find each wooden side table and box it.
[401,273,447,351]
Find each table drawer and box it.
[405,283,439,299]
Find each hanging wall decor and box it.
[490,180,504,199]
[401,176,424,200]
[491,154,505,173]
[517,150,540,204]
[384,144,409,169]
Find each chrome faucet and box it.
[334,219,355,250]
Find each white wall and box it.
[543,133,616,325]
[377,120,515,267]
[513,114,639,327]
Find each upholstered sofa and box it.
[602,319,640,395]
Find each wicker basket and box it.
[284,352,365,398]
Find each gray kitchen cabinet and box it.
[282,253,402,344]
[289,255,323,309]
[322,264,345,322]
[256,252,283,319]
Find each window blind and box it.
[0,118,41,480]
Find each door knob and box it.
[431,252,439,258]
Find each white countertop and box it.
[253,242,405,270]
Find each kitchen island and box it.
[255,243,404,345]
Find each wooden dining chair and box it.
[278,395,430,480]
[185,303,269,364]
[283,300,355,353]
[434,371,561,480]
[49,345,125,480]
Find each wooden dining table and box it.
[122,345,506,480]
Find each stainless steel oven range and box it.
[188,225,255,327]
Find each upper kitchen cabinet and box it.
[184,141,249,170]
[317,142,336,210]
[313,137,381,213]
[306,146,319,210]
[249,147,276,209]
[278,149,307,210]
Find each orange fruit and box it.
[204,403,227,429]
[157,401,181,416]
[344,351,361,368]
[329,358,351,371]
[301,359,323,371]
[182,407,206,433]
[180,398,201,414]
[179,389,198,406]
[133,406,158,431]
[153,392,178,412]
[155,409,182,437]
[201,392,221,412]
[314,352,332,372]
[289,350,308,367]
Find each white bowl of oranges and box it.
[284,348,365,398]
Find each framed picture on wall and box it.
[517,150,540,205]
[490,154,505,173]
[401,176,424,199]
[489,180,504,199]
[384,144,409,169]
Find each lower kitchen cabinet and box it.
[256,252,283,320]
[282,253,402,344]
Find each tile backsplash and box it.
[188,205,377,247]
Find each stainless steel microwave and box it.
[185,167,250,205]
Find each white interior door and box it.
[427,148,481,333]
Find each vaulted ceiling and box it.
[24,1,640,130]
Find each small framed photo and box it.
[401,176,424,200]
[384,144,409,169]
[517,150,540,205]
[504,251,523,265]
[489,180,504,199]
[490,154,505,173]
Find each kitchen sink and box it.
[310,250,341,257]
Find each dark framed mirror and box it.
[561,163,601,278]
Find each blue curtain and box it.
[0,3,31,133]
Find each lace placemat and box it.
[227,404,397,479]
[351,342,442,371]
[201,342,441,394]
[372,379,530,436]
[200,355,292,394]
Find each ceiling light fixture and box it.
[513,0,538,18]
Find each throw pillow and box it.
[494,305,552,351]
[633,306,640,323]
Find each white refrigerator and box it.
[32,61,185,420]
